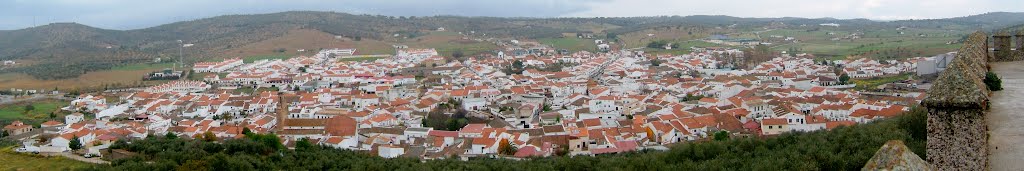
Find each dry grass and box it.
[0,147,93,171]
[619,27,717,48]
[0,69,168,90]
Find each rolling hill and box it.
[0,11,1022,82]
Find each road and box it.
[987,61,1024,171]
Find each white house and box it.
[378,145,405,158]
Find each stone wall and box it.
[993,29,1024,62]
[923,31,992,170]
[864,140,935,170]
[993,31,1012,62]
[925,109,987,170]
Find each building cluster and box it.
[834,58,919,79]
[6,45,926,159]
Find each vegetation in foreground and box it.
[0,146,92,171]
[985,71,1003,91]
[79,107,926,170]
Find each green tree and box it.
[165,132,178,139]
[839,74,851,85]
[452,50,465,59]
[70,135,83,151]
[445,118,468,131]
[647,40,668,49]
[650,59,663,66]
[296,138,314,150]
[202,131,218,142]
[512,60,524,70]
[24,104,35,112]
[242,127,252,135]
[714,131,730,141]
[177,160,209,171]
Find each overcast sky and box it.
[1,0,1021,30]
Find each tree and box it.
[445,118,468,131]
[647,40,669,49]
[242,127,253,135]
[512,60,524,71]
[985,71,1003,91]
[202,131,218,142]
[165,132,179,139]
[839,74,851,85]
[606,33,617,40]
[714,131,730,141]
[24,104,35,112]
[452,50,465,59]
[177,160,209,171]
[505,60,526,75]
[296,138,314,150]
[70,135,83,151]
[650,59,663,66]
[498,139,517,155]
[354,36,362,41]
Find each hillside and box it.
[1,11,1023,81]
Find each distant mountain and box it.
[2,11,1023,80]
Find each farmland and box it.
[401,31,498,57]
[0,99,68,126]
[538,37,598,53]
[763,28,965,59]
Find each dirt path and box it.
[987,61,1024,170]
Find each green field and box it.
[0,100,68,126]
[0,147,93,171]
[400,31,498,58]
[643,40,731,56]
[764,28,965,59]
[538,37,598,53]
[110,62,176,71]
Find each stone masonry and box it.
[923,31,991,170]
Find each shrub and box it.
[985,71,1003,91]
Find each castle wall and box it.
[924,31,993,170]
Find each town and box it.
[4,39,934,160]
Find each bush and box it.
[985,71,1003,91]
